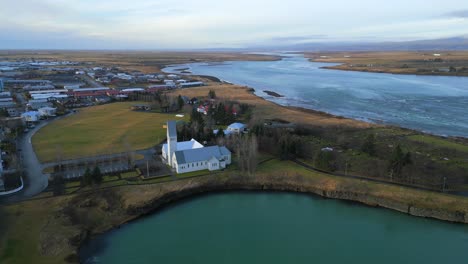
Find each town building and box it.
[226,123,247,134]
[180,81,205,88]
[162,121,231,174]
[214,122,247,136]
[21,111,40,122]
[38,107,57,117]
[27,99,53,109]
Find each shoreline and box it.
[320,64,468,77]
[165,61,468,139]
[79,174,468,260]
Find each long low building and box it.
[31,93,68,100]
[23,84,56,91]
[69,87,110,92]
[29,89,67,94]
[0,102,16,108]
[180,81,205,88]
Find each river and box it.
[164,54,468,137]
[80,192,468,264]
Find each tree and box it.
[361,134,376,156]
[208,90,216,99]
[216,128,225,138]
[92,166,103,184]
[52,174,65,196]
[177,95,184,110]
[449,66,457,73]
[388,145,412,179]
[82,167,93,186]
[314,150,336,172]
[233,134,258,176]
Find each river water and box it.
[80,192,468,264]
[164,54,468,137]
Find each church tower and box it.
[166,120,178,166]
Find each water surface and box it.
[164,54,468,137]
[81,192,468,264]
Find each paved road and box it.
[1,114,74,203]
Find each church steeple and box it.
[166,120,177,165]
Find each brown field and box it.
[170,82,374,129]
[305,51,468,76]
[0,51,280,73]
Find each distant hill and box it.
[202,37,468,52]
[282,37,468,52]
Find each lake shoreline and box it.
[80,174,468,261]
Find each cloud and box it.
[2,0,468,49]
[445,10,468,18]
[270,35,329,42]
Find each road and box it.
[1,113,74,203]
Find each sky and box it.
[1,0,468,49]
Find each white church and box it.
[162,121,232,174]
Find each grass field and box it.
[32,102,188,163]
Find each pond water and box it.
[81,192,468,264]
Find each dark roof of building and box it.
[173,145,231,164]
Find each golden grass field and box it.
[32,102,188,163]
[171,82,374,129]
[305,51,468,76]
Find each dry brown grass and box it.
[305,51,468,76]
[172,83,374,129]
[0,51,280,73]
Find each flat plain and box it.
[32,102,187,162]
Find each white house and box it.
[162,120,231,174]
[38,107,57,117]
[21,111,40,122]
[214,122,247,136]
[226,123,246,134]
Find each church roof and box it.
[173,145,231,164]
[163,139,203,153]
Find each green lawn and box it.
[407,134,468,153]
[33,102,188,162]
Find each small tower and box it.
[166,120,178,165]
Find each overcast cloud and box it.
[0,0,468,49]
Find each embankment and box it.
[122,175,467,225]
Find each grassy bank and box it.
[1,158,468,264]
[306,51,468,76]
[32,102,188,163]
